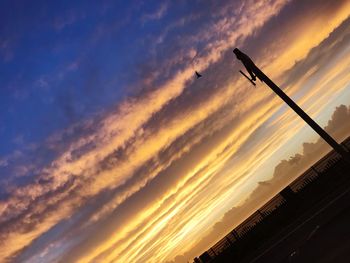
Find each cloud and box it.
[170,104,350,262]
[0,1,290,260]
[53,9,85,31]
[141,2,169,23]
[1,0,350,262]
[271,105,350,185]
[0,38,14,62]
[0,151,22,168]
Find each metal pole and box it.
[233,48,350,164]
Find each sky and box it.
[1,0,350,262]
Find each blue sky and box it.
[0,0,233,157]
[1,1,138,152]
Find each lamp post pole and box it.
[233,48,350,164]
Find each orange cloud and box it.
[2,1,350,262]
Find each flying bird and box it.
[195,71,202,79]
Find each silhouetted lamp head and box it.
[195,71,202,79]
[233,48,243,60]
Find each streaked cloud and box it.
[141,2,169,23]
[1,0,350,262]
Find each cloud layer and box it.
[1,0,350,262]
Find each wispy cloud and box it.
[1,0,350,262]
[141,2,169,24]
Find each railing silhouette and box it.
[195,136,350,263]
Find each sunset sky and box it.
[1,0,350,262]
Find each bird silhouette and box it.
[195,71,202,79]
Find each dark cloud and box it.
[282,16,350,88]
[238,0,350,72]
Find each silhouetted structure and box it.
[194,136,350,263]
[233,48,350,164]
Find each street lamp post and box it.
[233,48,350,164]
